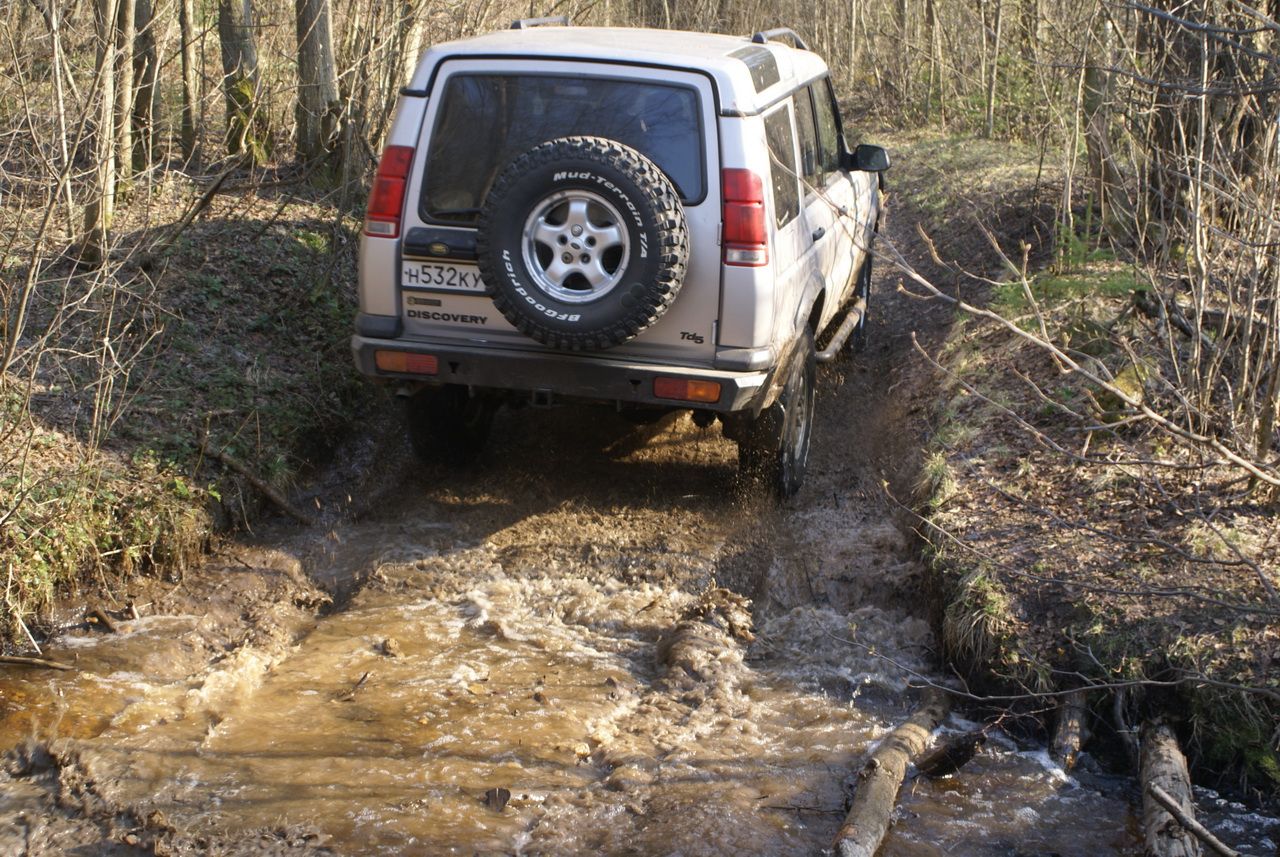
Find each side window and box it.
[763,104,799,228]
[812,79,842,181]
[793,86,821,193]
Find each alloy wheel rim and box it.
[521,190,630,303]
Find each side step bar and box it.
[815,297,867,363]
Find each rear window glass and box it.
[422,74,704,224]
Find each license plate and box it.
[400,261,485,293]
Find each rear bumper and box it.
[351,335,771,412]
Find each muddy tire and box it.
[405,385,496,465]
[738,330,816,498]
[476,136,689,351]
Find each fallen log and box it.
[1140,721,1202,857]
[1050,689,1090,771]
[833,689,950,857]
[0,655,74,671]
[1147,783,1239,857]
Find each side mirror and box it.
[841,143,891,173]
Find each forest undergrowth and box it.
[890,131,1280,798]
[1,171,369,643]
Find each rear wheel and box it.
[738,330,816,498]
[405,385,497,465]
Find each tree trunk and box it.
[895,0,910,115]
[295,0,339,162]
[218,0,266,161]
[83,0,120,263]
[179,0,199,161]
[1083,16,1134,240]
[114,0,136,180]
[1253,262,1280,464]
[1140,1,1197,242]
[640,0,665,28]
[924,0,939,121]
[26,0,76,224]
[399,0,426,85]
[1050,689,1090,771]
[1018,0,1039,60]
[384,0,425,138]
[132,0,157,171]
[848,0,859,80]
[984,0,1003,138]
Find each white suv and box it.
[353,19,887,496]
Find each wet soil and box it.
[3,195,1274,855]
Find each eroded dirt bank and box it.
[3,140,1274,855]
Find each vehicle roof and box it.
[409,26,831,116]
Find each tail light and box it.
[654,377,722,403]
[374,350,437,375]
[364,145,415,238]
[721,168,768,266]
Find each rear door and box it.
[793,82,843,332]
[762,99,814,344]
[811,78,875,302]
[398,61,721,366]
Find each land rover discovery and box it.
[352,19,888,496]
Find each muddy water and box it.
[1,536,1142,855]
[4,335,1278,851]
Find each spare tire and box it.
[476,137,689,351]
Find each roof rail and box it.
[750,28,810,51]
[510,15,570,29]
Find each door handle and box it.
[811,227,826,242]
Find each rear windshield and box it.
[421,74,705,224]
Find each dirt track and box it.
[0,192,1153,855]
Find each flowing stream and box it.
[3,407,1275,855]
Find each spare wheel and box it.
[476,136,689,351]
